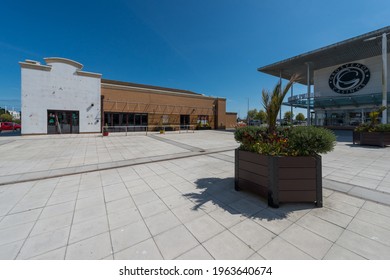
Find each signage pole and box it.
[290,84,293,123]
[279,71,282,122]
[382,33,388,124]
[306,63,311,126]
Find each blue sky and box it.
[1,0,390,117]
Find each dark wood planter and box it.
[234,149,322,208]
[353,131,390,147]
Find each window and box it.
[162,115,169,124]
[197,115,209,127]
[104,112,148,126]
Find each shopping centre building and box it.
[20,58,236,134]
[258,26,390,127]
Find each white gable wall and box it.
[21,59,101,134]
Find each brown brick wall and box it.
[214,99,226,129]
[225,112,237,128]
[101,83,224,128]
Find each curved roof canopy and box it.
[258,26,390,85]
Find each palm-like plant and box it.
[262,75,299,134]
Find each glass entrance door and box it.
[48,110,79,134]
[180,115,190,129]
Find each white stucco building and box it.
[20,57,102,134]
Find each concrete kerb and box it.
[324,178,390,206]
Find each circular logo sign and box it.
[329,63,370,94]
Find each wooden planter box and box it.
[234,149,322,208]
[353,131,390,147]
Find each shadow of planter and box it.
[234,149,322,208]
[353,131,390,147]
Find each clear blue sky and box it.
[1,0,390,117]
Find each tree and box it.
[0,107,9,115]
[257,110,267,123]
[262,75,298,133]
[283,111,294,122]
[0,113,12,122]
[246,109,258,120]
[296,113,305,122]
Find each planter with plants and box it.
[353,106,390,147]
[103,124,109,136]
[234,77,336,208]
[196,121,211,130]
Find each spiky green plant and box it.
[262,75,299,134]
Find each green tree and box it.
[283,111,294,122]
[0,107,9,115]
[246,109,258,120]
[0,113,12,122]
[262,75,298,133]
[257,110,267,123]
[296,113,305,122]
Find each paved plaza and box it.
[0,130,390,260]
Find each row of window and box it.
[104,112,210,127]
[104,113,148,126]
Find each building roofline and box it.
[44,57,83,69]
[101,78,226,100]
[19,61,52,71]
[258,26,390,84]
[101,78,202,96]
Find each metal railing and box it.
[104,125,195,136]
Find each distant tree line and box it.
[246,108,305,124]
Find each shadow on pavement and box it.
[184,177,314,221]
[0,131,21,137]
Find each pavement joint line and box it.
[0,146,237,187]
[148,134,204,152]
[0,140,15,146]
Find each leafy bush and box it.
[235,126,336,156]
[234,126,265,152]
[355,106,389,132]
[373,124,390,132]
[355,123,390,132]
[288,126,336,156]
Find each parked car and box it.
[0,122,21,132]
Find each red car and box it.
[0,122,21,132]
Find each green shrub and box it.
[235,126,336,156]
[234,126,265,151]
[373,124,390,132]
[355,123,390,132]
[288,126,336,156]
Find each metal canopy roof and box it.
[283,92,389,110]
[258,26,390,85]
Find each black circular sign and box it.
[329,63,370,94]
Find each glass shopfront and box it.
[104,112,148,127]
[315,108,377,127]
[47,110,79,134]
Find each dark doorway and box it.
[48,110,79,134]
[180,114,190,129]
